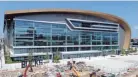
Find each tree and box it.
[135,48,137,52]
[53,55,60,63]
[5,51,12,64]
[28,51,33,72]
[111,50,115,55]
[127,48,130,53]
[5,55,12,64]
[53,48,60,63]
[125,48,130,55]
[130,48,133,53]
[44,52,49,63]
[121,49,125,55]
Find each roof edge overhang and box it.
[4,9,131,49]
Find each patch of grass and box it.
[5,56,21,64]
[5,56,13,64]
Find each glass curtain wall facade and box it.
[13,19,119,54]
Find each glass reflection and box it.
[14,20,119,51]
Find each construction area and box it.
[0,61,116,77]
[1,53,138,77]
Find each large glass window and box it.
[112,46,118,49]
[81,47,90,51]
[67,47,79,51]
[102,32,111,45]
[15,41,33,46]
[52,23,67,45]
[14,20,34,46]
[92,46,101,50]
[66,30,79,45]
[34,41,50,46]
[14,48,51,54]
[80,32,91,45]
[13,20,119,51]
[70,21,81,27]
[69,19,118,31]
[111,32,118,45]
[92,32,102,45]
[103,46,111,50]
[34,22,51,41]
[92,41,101,45]
[52,47,66,53]
[92,32,101,40]
[15,20,34,28]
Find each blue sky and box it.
[0,1,138,38]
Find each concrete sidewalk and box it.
[0,49,21,70]
[0,49,5,68]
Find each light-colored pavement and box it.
[0,49,21,70]
[59,54,138,76]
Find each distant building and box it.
[131,38,138,48]
[3,9,131,61]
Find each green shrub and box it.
[44,52,49,60]
[44,52,49,63]
[121,49,126,55]
[130,48,133,53]
[134,48,137,52]
[5,56,12,64]
[53,55,60,63]
[53,48,60,63]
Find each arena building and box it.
[3,9,131,61]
